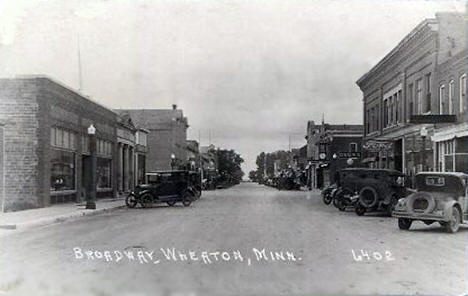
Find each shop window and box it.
[51,127,76,150]
[350,143,358,152]
[97,158,112,189]
[50,149,75,191]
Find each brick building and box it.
[0,76,118,212]
[356,10,467,175]
[117,106,189,171]
[306,121,363,188]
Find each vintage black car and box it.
[393,172,468,233]
[125,170,195,208]
[333,168,409,215]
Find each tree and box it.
[215,148,244,184]
[254,150,292,179]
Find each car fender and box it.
[443,200,463,222]
[138,190,154,198]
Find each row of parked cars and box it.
[261,169,307,190]
[125,170,202,208]
[321,168,468,233]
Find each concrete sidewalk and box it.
[0,197,125,233]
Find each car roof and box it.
[416,172,468,178]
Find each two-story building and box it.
[356,11,467,175]
[306,121,363,189]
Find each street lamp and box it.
[420,126,428,172]
[86,124,97,209]
[171,153,176,171]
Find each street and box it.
[1,183,466,296]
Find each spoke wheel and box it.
[140,194,153,208]
[445,206,461,233]
[125,195,138,208]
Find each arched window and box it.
[439,85,446,114]
[460,74,466,113]
[449,80,454,114]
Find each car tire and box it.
[405,192,436,215]
[385,194,399,217]
[358,186,378,208]
[445,206,461,233]
[166,201,176,207]
[125,194,138,208]
[140,193,152,208]
[355,203,366,216]
[323,193,333,205]
[398,218,412,230]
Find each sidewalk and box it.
[0,197,125,233]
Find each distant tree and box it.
[248,170,258,182]
[215,149,244,184]
[254,150,292,179]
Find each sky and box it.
[0,0,465,174]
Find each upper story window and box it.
[51,127,76,150]
[408,83,414,121]
[439,84,446,114]
[136,131,147,146]
[350,142,358,152]
[460,74,466,113]
[448,80,455,114]
[416,79,423,114]
[425,73,432,113]
[97,139,112,157]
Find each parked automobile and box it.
[125,170,195,208]
[392,172,468,233]
[333,168,409,215]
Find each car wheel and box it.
[140,193,152,208]
[398,218,412,230]
[323,193,333,205]
[445,206,461,233]
[125,195,138,208]
[385,195,399,217]
[337,199,346,211]
[166,201,176,207]
[355,203,366,216]
[359,187,378,208]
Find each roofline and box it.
[356,18,438,86]
[3,75,118,115]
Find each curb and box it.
[0,204,125,232]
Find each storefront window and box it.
[97,158,112,189]
[50,149,75,191]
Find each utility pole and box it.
[77,33,83,93]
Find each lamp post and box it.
[171,153,176,171]
[420,126,428,172]
[86,124,97,209]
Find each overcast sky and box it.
[0,0,465,174]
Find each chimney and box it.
[172,104,177,110]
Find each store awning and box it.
[362,157,376,163]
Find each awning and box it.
[362,157,376,163]
[432,123,468,142]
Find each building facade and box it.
[306,121,363,188]
[357,11,467,175]
[117,105,189,171]
[0,77,118,212]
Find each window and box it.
[350,143,358,152]
[449,80,454,114]
[439,85,446,114]
[416,79,422,114]
[460,74,466,112]
[97,158,112,189]
[51,127,76,150]
[366,109,370,134]
[425,73,431,113]
[82,135,90,154]
[408,84,414,119]
[96,139,112,157]
[50,149,75,191]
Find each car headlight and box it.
[397,198,406,207]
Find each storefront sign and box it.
[410,115,456,124]
[337,152,361,159]
[363,140,393,152]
